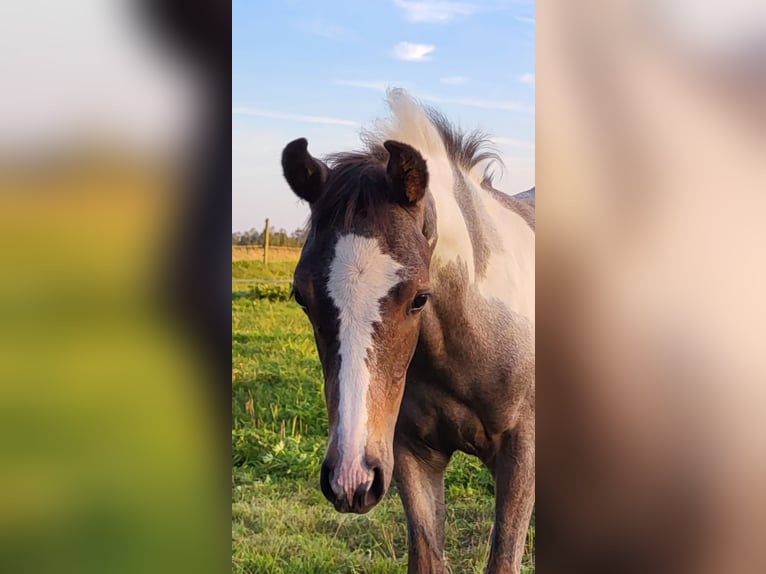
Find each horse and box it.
[281,89,534,574]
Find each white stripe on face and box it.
[327,234,403,466]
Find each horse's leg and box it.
[394,442,451,574]
[486,421,535,574]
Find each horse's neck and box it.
[425,168,536,322]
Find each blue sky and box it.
[232,0,535,232]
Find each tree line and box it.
[232,226,305,248]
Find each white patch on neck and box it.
[425,163,535,320]
[477,187,536,321]
[327,234,403,462]
[430,167,535,321]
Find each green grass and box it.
[232,283,293,302]
[232,265,535,573]
[233,260,296,281]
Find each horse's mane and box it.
[423,106,503,180]
[310,88,504,231]
[364,88,504,183]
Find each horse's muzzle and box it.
[320,459,386,513]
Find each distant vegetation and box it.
[232,227,305,248]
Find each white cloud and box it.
[392,41,435,61]
[519,73,535,85]
[232,106,359,127]
[514,15,535,25]
[440,75,467,85]
[394,0,476,23]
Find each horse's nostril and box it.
[320,461,335,504]
[320,459,386,513]
[352,482,369,511]
[369,465,385,502]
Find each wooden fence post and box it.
[263,218,270,265]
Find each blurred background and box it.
[0,1,229,572]
[538,1,766,573]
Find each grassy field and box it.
[233,245,302,263]
[233,260,297,281]
[232,260,534,573]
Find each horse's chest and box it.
[443,405,498,458]
[397,377,505,462]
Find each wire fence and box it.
[233,219,304,264]
[231,244,301,263]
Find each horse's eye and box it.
[292,288,307,309]
[410,292,430,313]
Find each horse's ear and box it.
[281,138,328,204]
[384,140,428,205]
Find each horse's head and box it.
[282,137,434,513]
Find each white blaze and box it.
[326,234,403,489]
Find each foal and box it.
[281,90,534,574]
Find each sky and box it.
[232,0,535,232]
